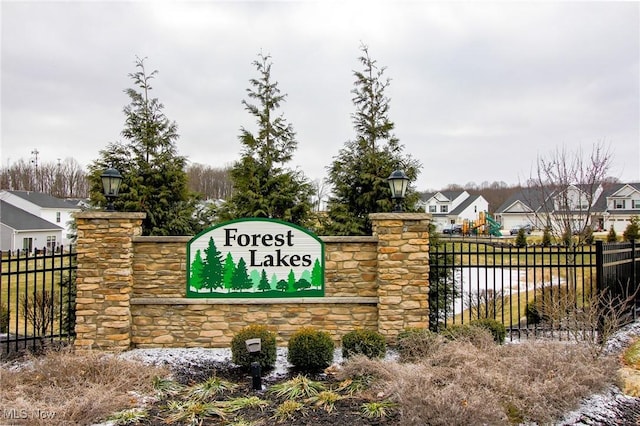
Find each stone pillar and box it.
[73,211,145,352]
[370,213,431,343]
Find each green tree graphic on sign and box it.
[232,258,253,291]
[202,237,224,290]
[258,269,271,291]
[222,252,235,292]
[312,259,323,288]
[190,249,205,290]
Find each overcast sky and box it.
[2,1,638,191]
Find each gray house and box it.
[0,200,63,252]
[0,190,81,246]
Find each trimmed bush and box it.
[396,328,444,362]
[469,319,506,344]
[287,327,334,372]
[341,329,386,359]
[230,325,277,370]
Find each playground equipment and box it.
[461,212,503,237]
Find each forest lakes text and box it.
[223,228,312,267]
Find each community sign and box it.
[186,218,325,298]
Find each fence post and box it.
[370,212,431,343]
[73,211,145,352]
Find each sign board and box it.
[186,218,325,298]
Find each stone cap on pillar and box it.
[369,213,432,220]
[74,211,147,220]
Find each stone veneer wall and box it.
[74,212,430,351]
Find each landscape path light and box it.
[245,338,262,391]
[387,169,409,212]
[101,167,123,212]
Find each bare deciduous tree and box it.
[186,163,233,200]
[0,157,89,197]
[526,141,613,245]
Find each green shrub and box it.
[607,226,618,242]
[623,216,640,242]
[287,327,334,372]
[341,329,386,359]
[515,228,527,247]
[396,328,444,362]
[469,319,506,344]
[0,304,8,333]
[541,227,552,247]
[230,325,277,370]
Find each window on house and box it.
[46,236,57,252]
[633,200,640,209]
[22,237,33,252]
[56,212,61,223]
[615,200,626,209]
[429,205,437,213]
[440,205,448,213]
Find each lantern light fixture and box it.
[387,169,409,212]
[101,167,123,212]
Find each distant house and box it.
[0,200,63,252]
[595,183,640,233]
[0,190,82,247]
[495,183,640,233]
[420,190,489,231]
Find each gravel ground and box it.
[559,320,640,425]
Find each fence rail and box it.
[1,247,77,358]
[597,240,640,322]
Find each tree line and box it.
[0,156,233,201]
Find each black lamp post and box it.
[387,169,409,212]
[101,167,123,212]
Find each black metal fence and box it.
[1,247,77,358]
[429,240,600,340]
[596,240,640,321]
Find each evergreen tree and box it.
[190,249,205,290]
[202,237,224,289]
[223,252,236,292]
[88,57,205,236]
[219,53,313,226]
[515,227,528,248]
[311,259,323,288]
[232,258,253,291]
[287,269,296,292]
[428,223,459,327]
[258,269,271,291]
[326,44,421,235]
[623,216,640,242]
[271,273,279,289]
[607,225,618,242]
[250,269,261,287]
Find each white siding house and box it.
[0,190,81,246]
[420,190,489,231]
[0,200,63,252]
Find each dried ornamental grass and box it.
[340,339,616,425]
[0,348,168,426]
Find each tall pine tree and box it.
[326,44,421,235]
[202,237,224,290]
[219,53,313,226]
[88,57,204,236]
